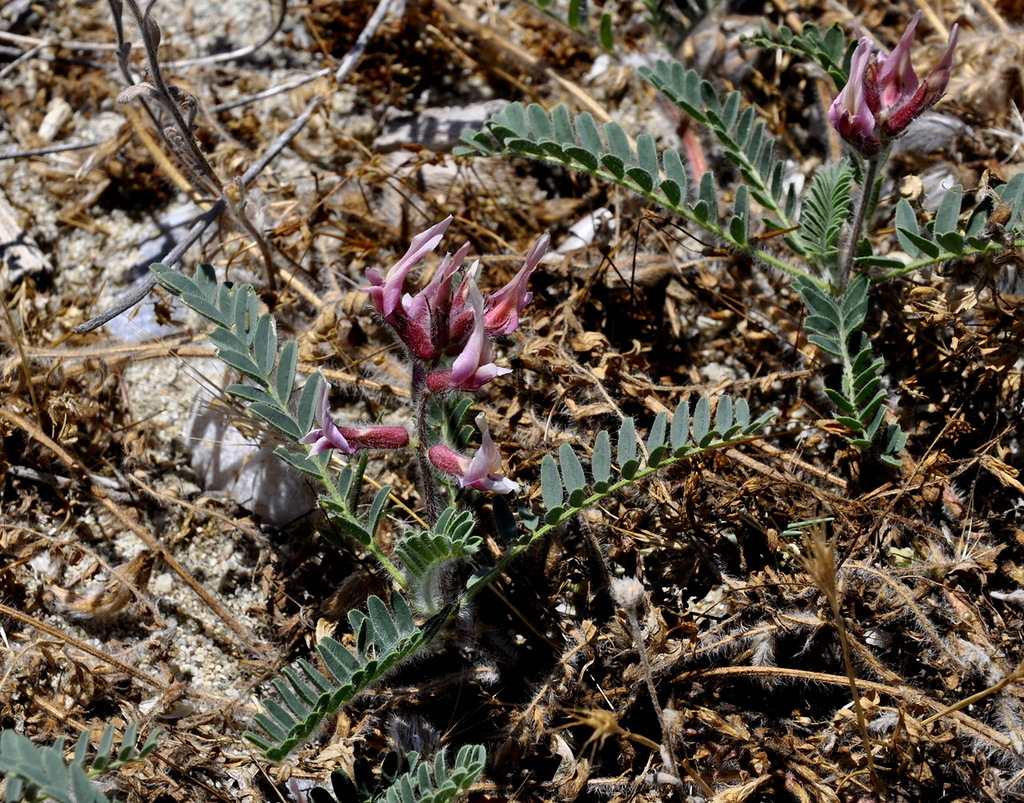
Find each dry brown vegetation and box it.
[3,0,1024,801]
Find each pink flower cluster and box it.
[300,217,547,495]
[829,13,958,157]
[364,216,549,392]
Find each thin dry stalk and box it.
[108,0,280,289]
[801,526,882,794]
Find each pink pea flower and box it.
[401,241,473,360]
[425,281,511,393]
[300,374,409,455]
[300,379,355,455]
[364,216,453,324]
[427,413,519,494]
[872,13,959,139]
[829,14,959,156]
[484,232,549,337]
[830,37,881,156]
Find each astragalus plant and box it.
[64,7,1024,803]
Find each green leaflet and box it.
[307,744,486,803]
[794,274,906,463]
[245,593,439,761]
[0,724,160,803]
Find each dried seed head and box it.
[610,576,645,610]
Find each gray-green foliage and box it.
[244,592,442,762]
[524,0,615,50]
[150,267,392,559]
[640,60,797,233]
[308,745,486,803]
[794,274,906,463]
[460,30,1024,463]
[465,395,774,599]
[521,0,719,52]
[150,262,308,442]
[396,508,482,615]
[886,174,1024,276]
[456,96,805,279]
[643,0,720,50]
[536,395,770,527]
[0,724,159,803]
[741,20,852,87]
[797,158,854,281]
[317,452,394,549]
[232,385,772,759]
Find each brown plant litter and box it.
[3,0,1024,801]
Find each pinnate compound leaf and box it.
[0,724,160,803]
[799,158,853,269]
[742,20,849,86]
[796,274,904,462]
[460,101,692,219]
[246,593,431,761]
[639,59,796,231]
[307,744,486,803]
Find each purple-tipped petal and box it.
[363,216,453,323]
[299,374,357,455]
[888,22,959,134]
[875,12,922,109]
[401,240,473,359]
[829,37,881,156]
[429,414,518,494]
[484,232,548,337]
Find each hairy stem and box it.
[316,457,407,589]
[838,150,886,288]
[410,361,442,526]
